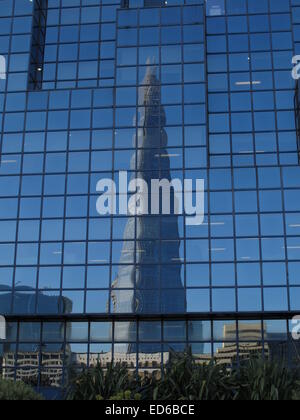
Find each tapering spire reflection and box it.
[111,61,186,322]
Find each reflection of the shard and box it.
[164,321,186,342]
[111,61,186,326]
[163,343,186,354]
[115,322,137,342]
[139,321,161,342]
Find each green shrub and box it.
[66,355,300,401]
[0,379,43,401]
[151,353,300,401]
[150,351,237,401]
[108,391,142,401]
[292,389,300,401]
[67,363,137,401]
[236,358,300,401]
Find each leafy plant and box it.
[107,391,141,401]
[236,358,300,401]
[66,354,300,401]
[0,379,44,401]
[66,363,137,401]
[151,351,237,401]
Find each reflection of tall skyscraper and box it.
[111,64,186,348]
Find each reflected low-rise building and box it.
[2,351,64,388]
[77,351,169,371]
[213,323,269,366]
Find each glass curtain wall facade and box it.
[0,0,300,396]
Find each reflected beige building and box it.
[191,323,269,366]
[214,323,268,366]
[1,351,64,388]
[76,351,169,371]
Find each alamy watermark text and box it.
[96,171,205,226]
